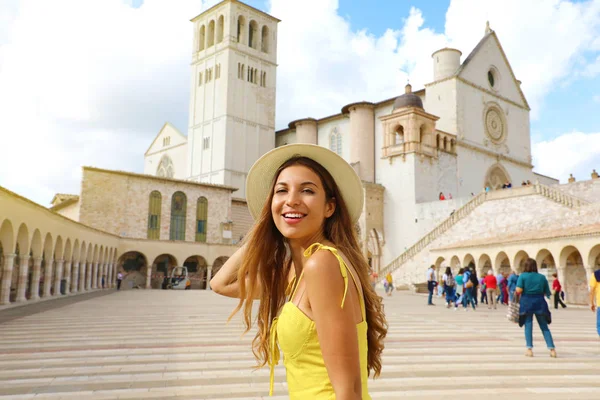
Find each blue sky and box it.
[0,0,599,206]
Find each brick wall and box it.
[79,168,233,244]
[231,199,253,243]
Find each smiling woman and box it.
[210,144,387,400]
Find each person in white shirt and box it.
[427,265,436,305]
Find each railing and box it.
[378,182,588,278]
[534,182,588,208]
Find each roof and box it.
[83,166,239,192]
[190,0,281,23]
[50,193,79,206]
[144,122,187,156]
[50,196,80,212]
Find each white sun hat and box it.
[245,144,364,223]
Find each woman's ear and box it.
[325,197,336,218]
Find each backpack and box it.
[446,275,455,287]
[469,274,478,287]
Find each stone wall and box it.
[231,199,253,243]
[556,179,600,203]
[79,167,234,244]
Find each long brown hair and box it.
[230,156,388,377]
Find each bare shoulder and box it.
[303,249,343,283]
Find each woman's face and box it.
[271,165,335,242]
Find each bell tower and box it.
[187,0,280,198]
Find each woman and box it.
[515,258,556,358]
[551,273,567,309]
[439,192,445,200]
[443,267,456,308]
[210,144,387,399]
[454,268,464,310]
[385,272,394,296]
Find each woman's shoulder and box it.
[304,245,343,277]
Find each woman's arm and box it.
[210,244,260,299]
[304,251,362,400]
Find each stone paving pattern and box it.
[1,290,600,399]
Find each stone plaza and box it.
[1,289,599,399]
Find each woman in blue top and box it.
[515,258,556,358]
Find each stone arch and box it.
[560,245,587,304]
[118,251,148,290]
[419,123,433,148]
[587,244,600,270]
[156,154,174,178]
[40,233,54,297]
[443,136,448,151]
[0,219,15,255]
[151,254,178,289]
[212,256,229,277]
[198,24,205,51]
[367,229,382,273]
[463,254,475,270]
[478,254,492,276]
[395,124,404,145]
[484,163,511,191]
[237,15,246,44]
[513,250,529,274]
[216,15,224,43]
[494,251,511,274]
[16,223,29,256]
[30,229,42,258]
[249,20,258,49]
[170,191,187,240]
[450,255,461,273]
[261,25,269,53]
[72,239,80,262]
[184,255,208,289]
[207,19,215,47]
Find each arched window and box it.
[207,20,215,47]
[147,191,161,240]
[216,15,224,43]
[195,197,208,242]
[198,25,205,51]
[170,192,187,241]
[395,126,404,145]
[237,16,246,44]
[156,155,174,178]
[249,20,258,49]
[261,25,269,53]
[329,128,342,155]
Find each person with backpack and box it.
[589,269,600,337]
[443,267,456,308]
[454,268,464,310]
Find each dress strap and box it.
[304,243,366,319]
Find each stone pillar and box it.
[91,262,97,289]
[64,261,72,295]
[86,262,92,290]
[107,263,113,288]
[0,253,16,305]
[53,259,64,296]
[30,257,42,300]
[71,262,79,293]
[79,262,86,292]
[43,258,54,298]
[16,255,30,302]
[206,266,213,290]
[146,266,152,289]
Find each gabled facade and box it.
[144,122,188,180]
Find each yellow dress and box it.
[269,243,371,399]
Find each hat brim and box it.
[245,144,364,223]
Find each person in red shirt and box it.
[439,192,445,200]
[552,273,567,309]
[484,270,498,310]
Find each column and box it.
[30,257,42,300]
[78,262,86,292]
[43,258,54,298]
[112,264,117,287]
[16,254,30,302]
[91,262,97,289]
[53,259,64,296]
[0,253,16,305]
[145,266,152,289]
[206,266,213,290]
[64,261,72,295]
[71,261,79,293]
[86,262,92,290]
[107,263,113,288]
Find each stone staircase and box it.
[379,183,588,278]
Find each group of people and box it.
[438,192,453,200]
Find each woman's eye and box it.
[275,189,287,193]
[302,189,314,194]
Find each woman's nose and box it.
[285,190,301,206]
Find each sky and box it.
[0,0,599,206]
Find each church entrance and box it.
[484,164,511,190]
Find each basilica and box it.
[1,0,599,308]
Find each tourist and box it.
[210,144,387,398]
[448,193,453,199]
[480,276,488,304]
[370,270,379,290]
[515,258,556,358]
[500,273,509,305]
[454,268,464,309]
[439,192,445,200]
[427,265,437,305]
[551,273,567,309]
[507,270,519,303]
[496,271,505,304]
[385,272,394,296]
[443,267,456,308]
[484,270,497,309]
[463,268,477,311]
[117,271,123,290]
[590,269,600,337]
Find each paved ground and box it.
[0,290,599,400]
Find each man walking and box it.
[507,270,518,303]
[117,271,123,290]
[590,269,600,337]
[427,265,436,306]
[484,270,498,309]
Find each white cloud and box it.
[532,132,600,183]
[1,0,599,206]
